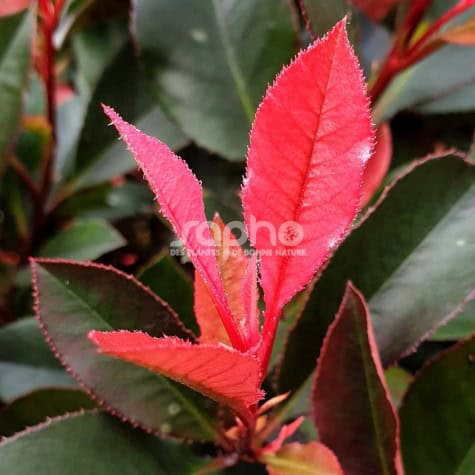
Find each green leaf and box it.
[373,44,475,122]
[39,219,125,260]
[300,0,349,36]
[400,335,475,474]
[385,367,413,409]
[134,0,296,160]
[431,299,475,341]
[31,259,223,441]
[0,411,205,475]
[0,9,33,165]
[138,252,198,334]
[0,318,75,402]
[278,155,475,394]
[0,388,96,437]
[57,23,187,189]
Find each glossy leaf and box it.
[89,331,264,417]
[313,283,402,475]
[242,20,373,361]
[350,0,398,20]
[104,106,244,350]
[0,411,205,474]
[31,259,223,441]
[278,154,475,394]
[133,0,296,160]
[138,252,197,334]
[0,388,96,437]
[0,318,75,401]
[39,219,125,260]
[400,335,475,474]
[0,10,33,164]
[361,123,392,207]
[262,442,343,475]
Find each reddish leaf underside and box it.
[242,20,373,363]
[350,0,398,21]
[88,331,264,415]
[262,441,343,475]
[361,123,392,207]
[103,106,243,351]
[194,215,258,347]
[312,283,403,475]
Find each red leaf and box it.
[361,123,392,207]
[350,0,398,21]
[242,21,373,363]
[0,0,30,16]
[312,283,403,475]
[194,214,258,347]
[88,331,264,417]
[262,442,343,475]
[261,416,304,454]
[103,106,244,351]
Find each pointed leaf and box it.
[133,0,296,159]
[313,283,402,475]
[31,259,223,441]
[0,411,205,475]
[262,416,304,454]
[103,106,243,350]
[361,123,392,207]
[89,331,263,417]
[400,335,475,475]
[262,442,343,475]
[278,154,475,394]
[242,21,373,333]
[194,215,255,346]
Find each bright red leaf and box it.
[103,106,244,351]
[262,441,343,475]
[361,123,392,207]
[312,283,403,475]
[261,416,304,455]
[242,20,373,364]
[88,331,264,418]
[350,0,398,21]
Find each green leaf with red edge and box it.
[0,9,33,166]
[31,258,225,442]
[0,388,96,437]
[0,411,206,475]
[242,20,373,365]
[278,154,475,395]
[88,331,263,421]
[261,442,343,475]
[133,0,297,160]
[313,283,403,475]
[400,334,475,475]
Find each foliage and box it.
[0,1,474,473]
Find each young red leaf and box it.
[350,0,398,21]
[261,416,304,455]
[361,123,392,207]
[88,331,264,419]
[262,441,343,475]
[242,252,260,347]
[242,20,373,363]
[0,0,30,17]
[312,282,403,475]
[194,214,257,347]
[103,106,244,351]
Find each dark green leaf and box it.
[0,388,96,437]
[134,0,296,160]
[39,219,125,260]
[0,10,33,164]
[0,318,75,402]
[278,155,475,394]
[31,259,223,441]
[431,299,475,341]
[400,335,475,474]
[0,411,205,475]
[138,252,198,334]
